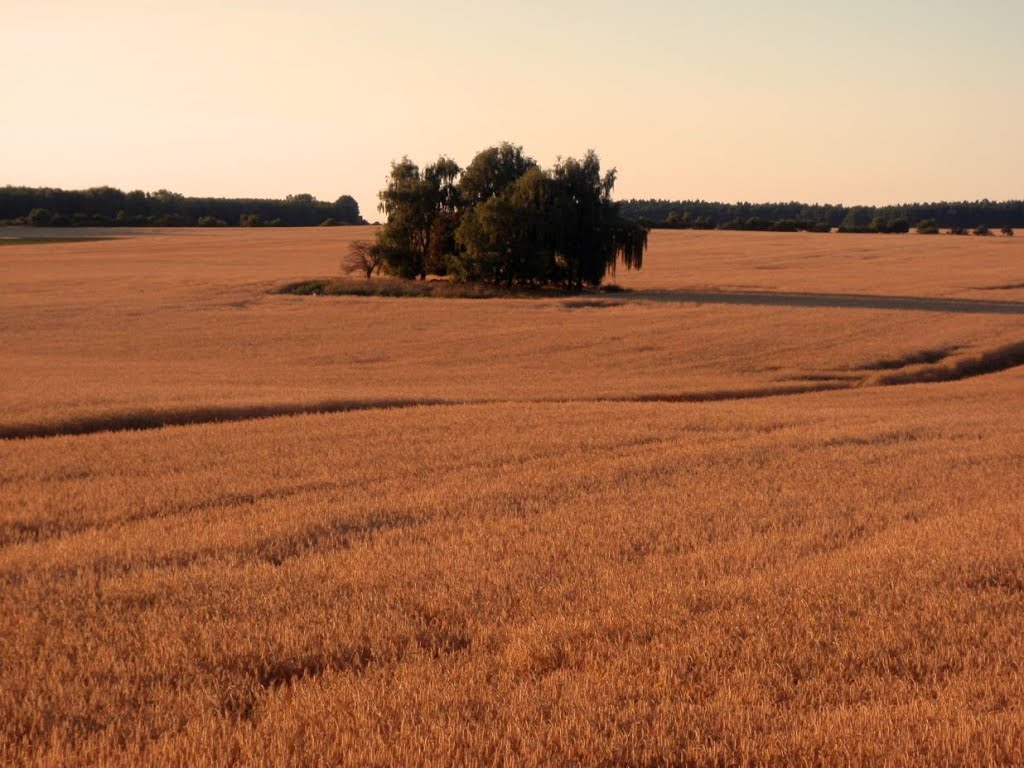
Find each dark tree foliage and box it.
[917,219,940,235]
[1002,226,1014,236]
[548,152,646,289]
[26,208,52,227]
[376,156,461,279]
[377,145,647,289]
[454,167,555,285]
[457,142,538,208]
[619,198,1024,231]
[838,207,876,233]
[0,186,365,227]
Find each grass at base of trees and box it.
[278,277,631,299]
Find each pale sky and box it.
[3,0,1022,217]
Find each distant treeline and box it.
[620,199,1024,232]
[0,187,365,227]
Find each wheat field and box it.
[2,228,1023,765]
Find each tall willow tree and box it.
[549,151,647,290]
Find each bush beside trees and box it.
[1002,226,1014,236]
[344,240,384,279]
[917,219,940,235]
[973,224,991,236]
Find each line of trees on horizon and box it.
[620,199,1024,233]
[366,143,647,290]
[0,187,365,228]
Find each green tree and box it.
[424,157,462,275]
[377,156,462,279]
[457,142,537,208]
[454,167,554,285]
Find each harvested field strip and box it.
[5,340,1024,442]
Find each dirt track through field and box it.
[621,288,1024,314]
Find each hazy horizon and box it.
[4,0,1022,217]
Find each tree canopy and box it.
[375,143,647,289]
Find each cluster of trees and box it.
[367,143,647,289]
[835,208,910,233]
[0,187,364,227]
[915,221,1013,236]
[622,198,1024,232]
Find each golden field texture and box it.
[2,228,1023,437]
[2,228,1023,765]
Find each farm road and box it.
[618,289,1024,315]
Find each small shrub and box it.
[344,240,384,279]
[320,218,339,227]
[1001,226,1014,237]
[916,219,939,235]
[26,208,53,227]
[973,225,991,236]
[950,226,968,236]
[871,215,891,234]
[280,279,330,295]
[198,216,227,227]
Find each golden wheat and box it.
[1,228,1022,765]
